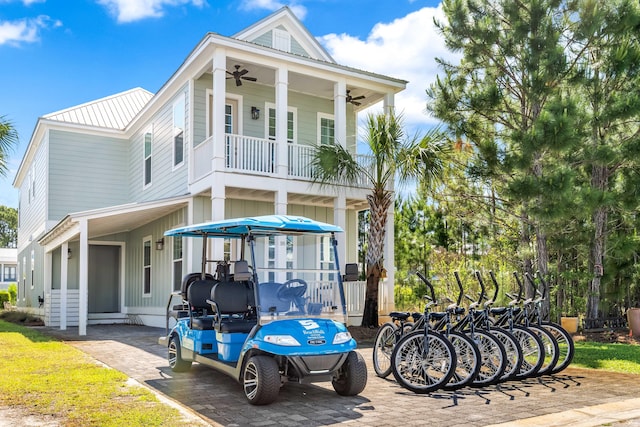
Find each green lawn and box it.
[0,319,200,426]
[572,340,640,374]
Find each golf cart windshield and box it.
[165,215,349,325]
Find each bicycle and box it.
[390,282,457,393]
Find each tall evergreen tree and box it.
[427,0,582,313]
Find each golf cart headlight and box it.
[333,331,352,345]
[264,335,301,346]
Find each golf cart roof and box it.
[164,215,343,238]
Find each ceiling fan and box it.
[226,65,257,86]
[346,90,365,106]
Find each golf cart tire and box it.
[243,356,281,405]
[168,335,192,372]
[332,351,368,396]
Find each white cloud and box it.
[97,0,205,24]
[239,0,307,20]
[319,5,459,133]
[0,15,61,46]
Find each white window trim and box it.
[143,127,153,190]
[172,92,186,171]
[206,91,243,139]
[142,236,152,297]
[265,102,297,143]
[317,112,335,145]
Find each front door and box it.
[88,245,120,313]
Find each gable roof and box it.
[233,6,335,63]
[43,87,153,130]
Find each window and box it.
[319,236,335,281]
[273,28,291,52]
[173,94,185,167]
[30,249,34,289]
[267,105,296,143]
[318,114,335,145]
[225,104,233,134]
[3,266,16,282]
[172,236,182,292]
[143,130,152,187]
[143,238,151,295]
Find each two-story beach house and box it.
[13,7,404,335]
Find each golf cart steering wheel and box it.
[277,279,308,301]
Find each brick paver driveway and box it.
[41,325,640,427]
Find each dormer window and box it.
[273,28,291,52]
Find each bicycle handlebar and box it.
[512,271,524,301]
[473,270,486,303]
[488,270,500,302]
[416,271,436,303]
[453,271,464,306]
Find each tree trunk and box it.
[360,191,392,328]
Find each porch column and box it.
[333,80,347,147]
[78,219,88,336]
[211,47,227,173]
[274,190,287,281]
[382,206,395,315]
[383,92,395,116]
[275,66,288,177]
[333,196,347,271]
[210,185,226,262]
[60,242,68,330]
[44,250,51,322]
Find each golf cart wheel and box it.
[168,336,192,372]
[332,351,368,396]
[243,356,281,405]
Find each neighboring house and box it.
[12,7,404,335]
[0,248,17,291]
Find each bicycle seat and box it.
[389,311,411,321]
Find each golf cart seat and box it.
[181,272,215,301]
[209,280,256,333]
[187,279,217,330]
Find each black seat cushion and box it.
[217,318,257,333]
[187,279,217,311]
[192,317,215,330]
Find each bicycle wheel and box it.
[529,325,559,376]
[510,325,544,379]
[443,331,481,391]
[373,322,397,378]
[391,330,457,394]
[470,330,507,387]
[490,327,523,381]
[541,322,574,374]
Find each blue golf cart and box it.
[158,215,367,405]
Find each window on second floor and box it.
[143,130,152,187]
[318,114,335,145]
[173,93,185,168]
[267,104,296,143]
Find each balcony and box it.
[192,134,371,187]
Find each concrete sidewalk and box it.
[39,325,640,427]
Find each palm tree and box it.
[0,115,18,177]
[311,112,447,327]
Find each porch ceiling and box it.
[220,59,387,110]
[85,202,188,239]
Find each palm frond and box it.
[310,141,362,188]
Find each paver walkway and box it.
[39,325,640,427]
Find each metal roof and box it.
[43,87,153,130]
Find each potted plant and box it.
[560,314,579,334]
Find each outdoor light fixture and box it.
[156,238,165,251]
[67,248,72,259]
[251,106,260,120]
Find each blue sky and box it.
[0,0,451,208]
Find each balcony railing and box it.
[192,134,371,188]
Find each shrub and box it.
[7,283,17,304]
[0,290,9,307]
